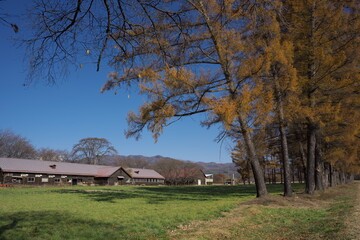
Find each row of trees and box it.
[22,0,360,196]
[0,129,117,164]
[0,130,207,185]
[111,155,204,185]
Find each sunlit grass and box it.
[0,184,292,240]
[2,183,348,240]
[171,182,358,240]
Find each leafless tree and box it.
[111,155,150,168]
[36,148,67,162]
[72,137,118,165]
[213,173,227,184]
[0,129,37,159]
[152,158,202,185]
[0,1,18,33]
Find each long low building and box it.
[0,158,165,186]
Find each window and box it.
[27,177,35,182]
[12,178,22,183]
[54,178,61,183]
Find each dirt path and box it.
[346,181,360,240]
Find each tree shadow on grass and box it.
[0,211,124,240]
[52,185,259,204]
[139,185,258,197]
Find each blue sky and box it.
[0,0,233,163]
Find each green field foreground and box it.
[0,183,357,240]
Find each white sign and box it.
[42,178,49,182]
[21,174,28,177]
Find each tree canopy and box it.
[0,129,37,159]
[23,0,360,197]
[72,137,118,165]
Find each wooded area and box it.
[19,0,360,197]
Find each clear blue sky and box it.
[0,0,233,163]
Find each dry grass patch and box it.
[170,183,359,240]
[244,194,322,209]
[344,181,360,239]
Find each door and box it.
[72,179,78,186]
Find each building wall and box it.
[116,168,164,185]
[1,168,165,186]
[116,168,132,184]
[106,168,127,185]
[2,172,95,186]
[0,169,3,184]
[132,178,165,185]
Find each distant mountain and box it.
[196,161,240,177]
[103,154,180,165]
[103,154,239,177]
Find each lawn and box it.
[0,183,355,240]
[171,182,359,240]
[0,184,269,240]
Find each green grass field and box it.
[0,183,356,240]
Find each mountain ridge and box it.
[104,154,239,176]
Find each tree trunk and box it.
[298,140,307,183]
[272,168,275,184]
[306,123,316,194]
[315,134,325,190]
[273,66,292,197]
[279,123,292,196]
[238,114,268,197]
[323,162,330,188]
[329,163,334,187]
[305,0,317,195]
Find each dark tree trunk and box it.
[279,124,292,196]
[329,163,334,187]
[238,115,268,197]
[306,123,316,194]
[273,66,292,197]
[298,140,307,183]
[315,134,325,190]
[305,0,317,195]
[272,168,276,184]
[323,162,331,188]
[298,167,303,183]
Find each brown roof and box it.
[0,158,120,177]
[124,168,165,179]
